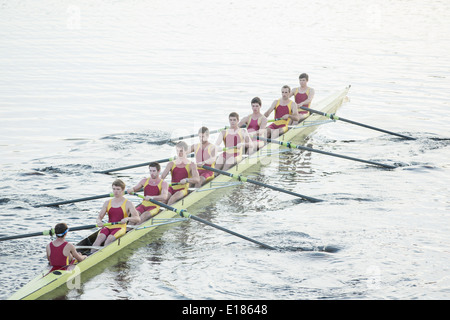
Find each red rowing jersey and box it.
[294,87,311,115]
[143,178,163,197]
[274,100,292,120]
[195,143,215,165]
[171,162,191,182]
[270,100,293,127]
[223,129,244,157]
[170,161,191,192]
[106,199,128,223]
[247,117,261,133]
[141,178,163,207]
[49,241,71,269]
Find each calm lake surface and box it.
[1,0,449,300]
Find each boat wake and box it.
[283,244,341,253]
[264,230,341,253]
[0,198,11,205]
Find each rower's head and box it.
[251,97,262,113]
[198,126,210,144]
[228,112,239,127]
[281,85,291,99]
[54,223,69,238]
[148,162,161,179]
[176,141,189,158]
[299,73,309,87]
[112,179,126,197]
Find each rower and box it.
[189,126,217,187]
[237,97,268,153]
[92,179,140,251]
[264,85,300,138]
[127,162,169,224]
[215,112,251,171]
[290,73,315,124]
[161,141,200,205]
[46,223,86,271]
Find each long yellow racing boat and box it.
[8,86,350,300]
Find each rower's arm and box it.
[160,162,173,180]
[127,178,145,194]
[156,181,169,202]
[298,88,315,107]
[214,131,224,146]
[289,103,300,122]
[45,244,51,262]
[264,101,276,118]
[188,162,200,185]
[242,128,252,144]
[289,88,297,98]
[125,202,141,224]
[68,243,86,262]
[237,116,249,128]
[259,116,268,132]
[205,145,217,165]
[147,181,169,202]
[96,201,109,226]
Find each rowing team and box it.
[46,75,315,270]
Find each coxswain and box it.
[46,223,86,271]
[215,112,251,171]
[264,85,300,138]
[237,97,268,153]
[161,141,200,205]
[189,127,217,187]
[92,179,140,251]
[290,73,315,123]
[127,162,169,224]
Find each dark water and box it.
[1,0,449,300]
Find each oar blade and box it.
[189,214,277,250]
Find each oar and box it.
[94,154,195,174]
[35,181,196,208]
[151,122,278,145]
[132,194,276,250]
[0,222,120,242]
[256,136,396,169]
[34,187,162,208]
[201,165,322,202]
[149,126,229,145]
[34,192,120,208]
[299,106,416,140]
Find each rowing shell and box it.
[8,86,350,300]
